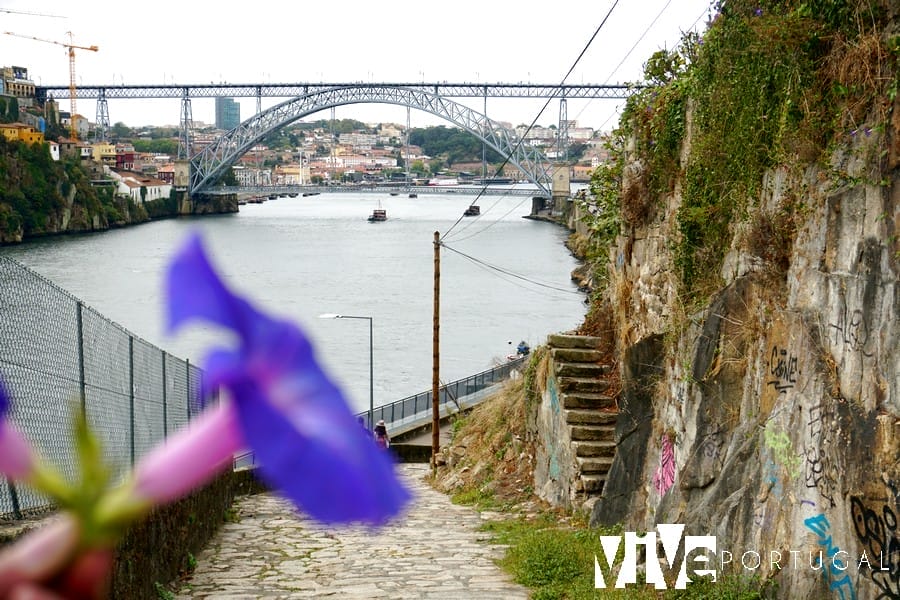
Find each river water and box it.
[0,191,586,415]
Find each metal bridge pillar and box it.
[94,88,109,142]
[178,89,193,160]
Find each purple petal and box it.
[132,402,243,504]
[166,232,412,524]
[235,378,412,524]
[0,421,36,480]
[165,233,259,338]
[0,380,36,479]
[0,379,8,418]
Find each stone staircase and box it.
[547,333,618,507]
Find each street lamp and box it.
[319,313,374,430]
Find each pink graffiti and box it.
[653,434,676,495]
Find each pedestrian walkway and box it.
[174,464,530,599]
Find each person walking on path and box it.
[373,419,390,449]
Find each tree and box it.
[111,122,132,139]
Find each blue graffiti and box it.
[804,513,857,600]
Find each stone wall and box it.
[589,100,900,597]
[0,468,266,600]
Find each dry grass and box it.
[432,377,541,508]
[621,161,651,227]
[823,31,891,131]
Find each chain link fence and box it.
[0,256,204,521]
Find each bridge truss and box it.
[36,82,639,196]
[191,86,564,196]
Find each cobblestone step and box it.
[579,474,607,494]
[561,392,617,410]
[557,377,611,394]
[572,440,617,458]
[556,362,612,378]
[564,409,618,425]
[550,347,605,363]
[576,456,615,474]
[547,333,603,349]
[570,425,616,442]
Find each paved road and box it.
[174,463,530,599]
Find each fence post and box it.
[7,479,22,520]
[129,335,135,467]
[185,359,191,423]
[75,301,86,417]
[161,350,168,438]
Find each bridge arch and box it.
[189,85,555,196]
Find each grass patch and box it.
[450,485,500,510]
[480,518,772,599]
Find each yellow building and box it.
[0,122,45,144]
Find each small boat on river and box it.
[368,201,387,222]
[463,205,480,217]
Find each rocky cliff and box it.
[581,2,900,597]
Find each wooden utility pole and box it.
[431,231,441,472]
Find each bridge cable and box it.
[440,0,621,243]
[441,243,584,298]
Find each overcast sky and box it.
[1,0,714,132]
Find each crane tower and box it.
[2,31,98,140]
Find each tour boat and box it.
[463,205,480,217]
[368,201,387,222]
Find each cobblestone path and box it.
[174,463,530,599]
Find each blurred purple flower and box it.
[0,380,36,480]
[165,233,412,525]
[753,7,762,16]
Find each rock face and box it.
[589,112,900,596]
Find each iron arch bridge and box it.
[190,86,557,197]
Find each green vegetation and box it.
[0,96,20,123]
[0,136,165,242]
[471,508,771,599]
[583,0,898,301]
[409,125,504,167]
[154,581,176,600]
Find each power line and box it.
[441,242,584,297]
[0,8,66,18]
[440,0,621,242]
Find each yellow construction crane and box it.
[2,31,98,140]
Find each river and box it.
[0,191,587,415]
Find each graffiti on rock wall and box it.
[804,513,857,600]
[828,304,874,357]
[652,433,676,496]
[765,426,802,479]
[768,345,799,394]
[804,402,837,508]
[851,494,900,599]
[700,430,724,461]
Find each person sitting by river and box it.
[373,419,390,449]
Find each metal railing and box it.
[0,256,205,521]
[369,357,527,431]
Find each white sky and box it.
[1,0,714,132]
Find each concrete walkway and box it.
[174,464,530,599]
